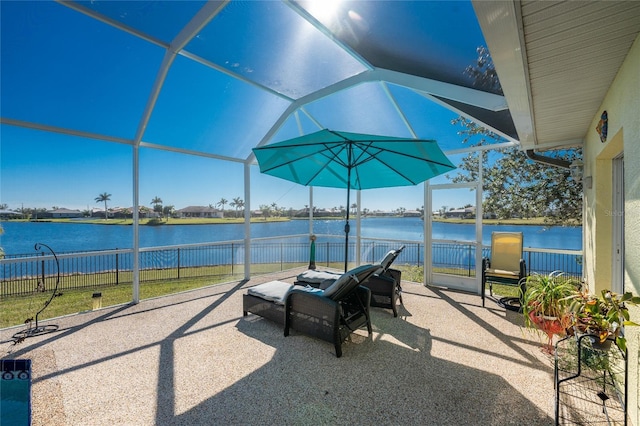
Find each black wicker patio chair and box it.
[295,246,405,316]
[243,263,380,357]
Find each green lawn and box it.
[1,263,520,329]
[1,276,237,329]
[1,261,313,328]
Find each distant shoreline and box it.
[1,216,580,227]
[433,217,581,227]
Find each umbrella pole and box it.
[344,188,350,272]
[308,235,316,270]
[344,158,352,272]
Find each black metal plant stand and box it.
[554,334,628,425]
[12,243,61,340]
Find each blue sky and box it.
[0,1,489,214]
[0,124,477,213]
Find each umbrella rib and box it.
[336,139,453,170]
[354,141,454,185]
[258,143,349,174]
[356,140,453,168]
[257,143,358,187]
[305,144,350,186]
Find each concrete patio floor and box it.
[1,268,558,425]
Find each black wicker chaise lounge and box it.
[295,246,405,317]
[243,264,380,357]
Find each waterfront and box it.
[0,218,581,256]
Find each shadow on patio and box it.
[1,269,556,425]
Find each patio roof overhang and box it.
[474,0,640,151]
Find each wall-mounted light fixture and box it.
[570,160,584,182]
[569,160,592,188]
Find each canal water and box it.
[1,218,581,256]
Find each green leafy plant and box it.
[522,271,581,327]
[570,289,640,352]
[521,271,582,352]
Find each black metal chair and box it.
[481,232,527,310]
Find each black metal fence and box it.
[0,238,583,298]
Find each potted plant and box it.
[570,289,640,352]
[521,271,581,352]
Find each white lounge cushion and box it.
[296,270,341,284]
[247,281,323,305]
[247,281,293,305]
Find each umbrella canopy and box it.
[252,129,456,270]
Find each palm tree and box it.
[217,198,228,218]
[163,205,174,221]
[151,196,163,218]
[259,204,271,220]
[230,197,243,218]
[95,192,111,220]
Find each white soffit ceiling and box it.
[474,0,640,151]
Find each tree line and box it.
[448,45,582,225]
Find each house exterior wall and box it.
[176,207,223,218]
[47,209,83,218]
[52,212,82,218]
[583,34,639,426]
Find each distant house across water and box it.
[90,206,157,219]
[45,208,83,219]
[403,210,422,217]
[176,206,222,218]
[444,207,476,219]
[0,210,21,219]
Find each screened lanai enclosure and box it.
[1,0,600,302]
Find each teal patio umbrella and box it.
[252,129,455,271]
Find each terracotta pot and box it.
[529,312,565,336]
